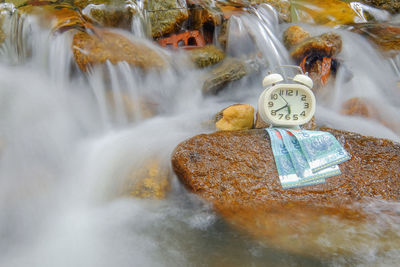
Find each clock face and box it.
[258,84,316,127]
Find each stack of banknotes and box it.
[266,128,351,189]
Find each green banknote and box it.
[287,129,350,172]
[277,129,341,185]
[266,129,324,189]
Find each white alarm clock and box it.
[258,70,315,127]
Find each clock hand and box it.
[279,94,288,105]
[273,104,288,113]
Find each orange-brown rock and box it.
[359,0,400,14]
[17,2,87,33]
[290,32,342,61]
[283,25,311,49]
[72,30,166,72]
[215,104,254,131]
[341,97,379,119]
[349,23,400,53]
[290,0,365,26]
[172,128,400,255]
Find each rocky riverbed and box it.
[0,0,400,266]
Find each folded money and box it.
[266,129,326,189]
[287,129,351,172]
[277,129,341,184]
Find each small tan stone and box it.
[215,104,254,131]
[283,25,311,49]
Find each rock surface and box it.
[349,23,400,53]
[188,45,225,68]
[283,25,311,49]
[290,0,365,26]
[215,104,254,131]
[146,0,189,38]
[359,0,400,14]
[72,29,166,72]
[290,32,342,62]
[202,57,259,95]
[78,0,137,29]
[172,128,400,255]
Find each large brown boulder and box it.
[72,29,167,72]
[172,128,400,256]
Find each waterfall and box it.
[0,1,400,266]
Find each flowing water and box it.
[0,3,400,267]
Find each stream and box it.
[0,2,400,266]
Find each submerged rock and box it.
[188,45,225,68]
[72,29,166,72]
[202,57,259,95]
[172,128,400,255]
[359,0,400,14]
[122,158,171,199]
[16,2,87,33]
[349,23,400,54]
[146,0,189,38]
[290,0,366,26]
[215,104,254,131]
[77,0,138,29]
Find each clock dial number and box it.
[293,114,298,120]
[271,110,276,116]
[268,101,274,107]
[278,114,283,119]
[286,90,293,96]
[301,111,306,117]
[301,95,307,101]
[271,94,278,100]
[304,102,309,109]
[285,114,290,120]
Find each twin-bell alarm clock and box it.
[258,71,315,127]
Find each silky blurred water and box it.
[0,4,400,267]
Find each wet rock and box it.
[202,57,259,95]
[146,0,189,38]
[290,32,342,61]
[0,13,5,45]
[106,91,157,122]
[255,111,316,130]
[283,25,311,50]
[17,2,87,33]
[359,0,400,14]
[188,45,225,68]
[290,0,365,26]
[349,23,400,53]
[215,104,254,131]
[187,0,223,29]
[341,97,379,119]
[250,0,291,22]
[171,128,400,255]
[118,158,171,199]
[77,0,138,29]
[72,29,166,72]
[289,32,342,89]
